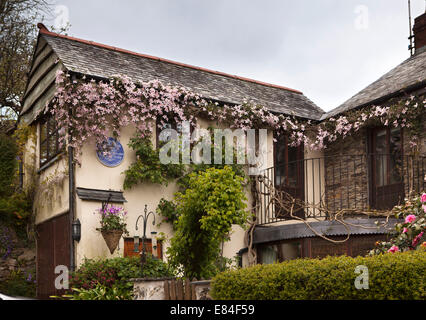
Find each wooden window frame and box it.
[368,127,404,210]
[39,115,63,167]
[369,127,404,186]
[273,134,305,218]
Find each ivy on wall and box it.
[123,135,185,189]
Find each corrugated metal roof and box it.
[253,218,400,244]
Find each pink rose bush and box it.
[387,245,400,253]
[405,214,417,224]
[371,193,426,255]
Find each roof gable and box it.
[324,50,426,119]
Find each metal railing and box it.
[255,154,425,225]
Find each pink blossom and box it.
[405,214,416,224]
[421,193,426,203]
[402,227,408,233]
[387,245,400,253]
[412,232,424,247]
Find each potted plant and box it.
[96,205,129,254]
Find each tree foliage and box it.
[166,166,248,279]
[0,0,50,124]
[0,133,18,197]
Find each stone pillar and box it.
[191,280,212,300]
[131,278,172,300]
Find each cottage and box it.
[18,12,425,299]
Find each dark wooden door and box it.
[274,135,305,218]
[369,127,404,210]
[36,213,70,299]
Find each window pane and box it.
[47,117,56,136]
[287,146,299,186]
[48,133,56,158]
[374,129,387,186]
[40,121,47,144]
[389,128,402,184]
[274,136,287,186]
[279,242,302,261]
[259,245,278,264]
[40,141,48,165]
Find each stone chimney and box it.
[413,11,426,53]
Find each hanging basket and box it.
[101,229,123,254]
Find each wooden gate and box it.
[36,212,70,299]
[163,279,196,300]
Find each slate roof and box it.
[38,28,325,120]
[323,49,426,119]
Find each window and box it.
[274,135,304,188]
[257,240,303,264]
[123,237,163,259]
[39,115,63,167]
[369,127,404,209]
[273,134,305,218]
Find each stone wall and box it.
[324,129,369,213]
[0,225,36,294]
[131,278,212,300]
[323,117,426,214]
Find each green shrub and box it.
[211,250,426,300]
[0,133,17,198]
[67,256,175,300]
[62,284,132,300]
[0,268,36,298]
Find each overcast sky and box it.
[45,0,426,112]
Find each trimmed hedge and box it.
[211,250,426,300]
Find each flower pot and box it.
[101,229,123,254]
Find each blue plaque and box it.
[96,137,124,167]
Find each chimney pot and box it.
[413,12,426,53]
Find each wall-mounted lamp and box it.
[151,231,158,258]
[72,219,81,242]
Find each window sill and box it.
[37,152,65,174]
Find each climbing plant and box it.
[48,70,425,165]
[122,135,185,189]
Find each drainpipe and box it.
[68,144,75,272]
[68,76,76,272]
